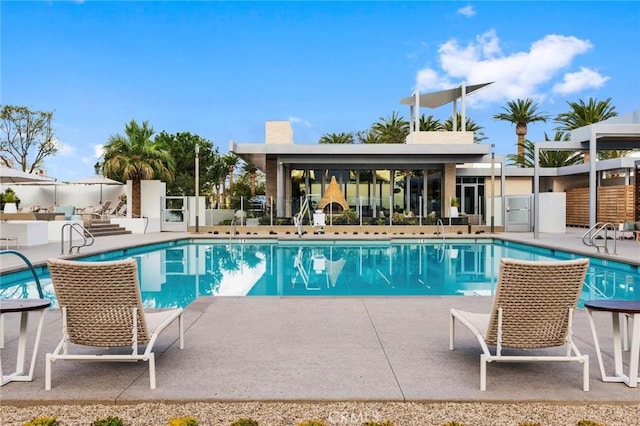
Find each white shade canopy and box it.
[71,175,123,204]
[0,165,55,184]
[400,82,494,108]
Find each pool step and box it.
[85,220,131,237]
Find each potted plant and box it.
[2,188,19,213]
[449,197,459,218]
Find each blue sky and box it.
[2,1,639,180]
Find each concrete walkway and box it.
[0,229,638,405]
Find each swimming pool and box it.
[1,239,638,308]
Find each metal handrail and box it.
[60,223,95,255]
[436,218,445,243]
[0,250,44,298]
[581,222,617,255]
[229,218,237,243]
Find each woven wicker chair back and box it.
[47,258,150,347]
[485,258,589,349]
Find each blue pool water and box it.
[1,239,638,308]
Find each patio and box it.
[0,230,638,424]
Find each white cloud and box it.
[93,144,104,159]
[552,67,610,95]
[289,116,313,128]
[457,5,475,17]
[416,30,605,106]
[55,138,75,156]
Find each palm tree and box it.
[554,97,620,161]
[507,131,583,168]
[223,152,239,199]
[242,162,258,196]
[443,113,486,143]
[371,111,410,144]
[419,114,443,131]
[102,120,175,218]
[319,132,354,144]
[597,150,632,160]
[356,129,380,144]
[493,98,550,158]
[205,154,227,208]
[554,97,617,130]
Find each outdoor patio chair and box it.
[618,222,636,240]
[45,258,184,390]
[449,257,590,391]
[105,199,126,217]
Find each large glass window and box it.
[288,166,443,219]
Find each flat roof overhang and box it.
[230,142,491,171]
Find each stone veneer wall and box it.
[265,121,293,145]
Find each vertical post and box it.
[534,143,540,239]
[195,144,200,233]
[490,144,495,233]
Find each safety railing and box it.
[60,223,95,255]
[0,250,44,299]
[436,218,445,243]
[582,222,617,255]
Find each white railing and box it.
[61,223,95,255]
[581,222,617,255]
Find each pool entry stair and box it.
[84,219,132,237]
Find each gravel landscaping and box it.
[2,401,639,426]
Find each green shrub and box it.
[577,421,605,426]
[23,418,58,426]
[230,419,259,426]
[362,421,395,426]
[297,421,326,426]
[167,416,198,426]
[442,422,467,426]
[93,416,125,426]
[333,208,359,225]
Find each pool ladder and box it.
[436,219,445,243]
[581,222,617,255]
[60,223,95,255]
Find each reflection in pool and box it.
[1,240,638,308]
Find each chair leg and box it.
[480,354,487,391]
[583,355,590,391]
[449,312,455,350]
[149,352,156,389]
[45,354,52,390]
[179,313,184,350]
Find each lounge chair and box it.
[105,199,126,217]
[45,258,184,390]
[618,222,636,240]
[449,257,590,391]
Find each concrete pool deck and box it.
[0,229,638,407]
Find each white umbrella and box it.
[16,180,66,205]
[0,165,55,184]
[71,175,123,204]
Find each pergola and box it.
[533,111,640,238]
[400,82,494,132]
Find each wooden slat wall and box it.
[566,185,635,227]
[566,187,589,226]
